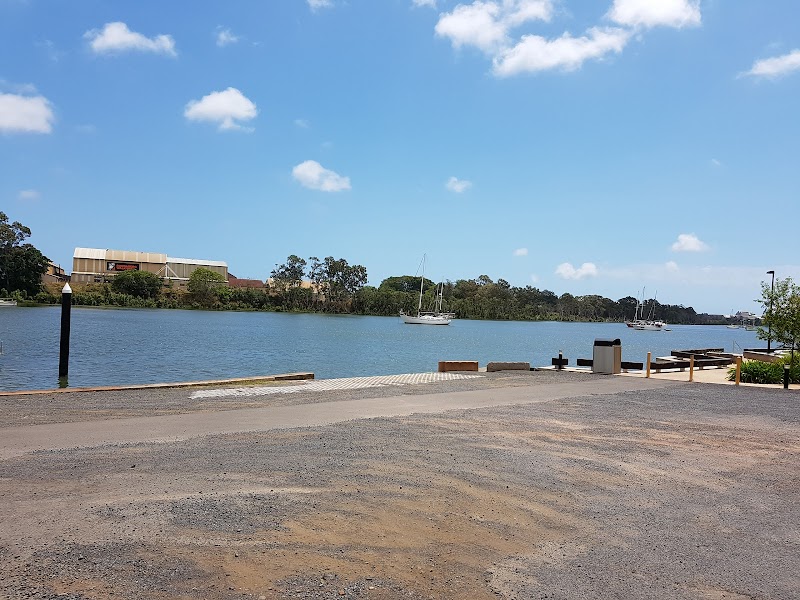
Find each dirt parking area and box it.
[0,374,798,599]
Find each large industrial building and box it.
[71,248,228,286]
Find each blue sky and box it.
[2,0,798,315]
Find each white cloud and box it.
[216,27,239,47]
[513,247,528,256]
[555,262,598,280]
[435,1,553,53]
[493,27,630,76]
[18,189,41,202]
[530,273,540,283]
[446,176,472,193]
[435,2,508,52]
[607,0,701,29]
[665,260,679,273]
[505,0,554,27]
[711,158,722,167]
[294,118,310,128]
[741,49,800,79]
[84,22,177,56]
[412,0,437,8]
[292,160,351,192]
[184,88,258,132]
[308,0,333,11]
[671,233,709,252]
[434,0,698,78]
[0,92,54,134]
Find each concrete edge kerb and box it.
[0,372,315,397]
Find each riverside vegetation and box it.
[2,211,792,326]
[28,255,705,324]
[727,275,800,383]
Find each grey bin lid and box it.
[594,338,621,347]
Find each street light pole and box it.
[766,270,775,352]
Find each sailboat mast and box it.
[417,254,425,314]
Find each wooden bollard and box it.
[58,282,72,387]
[646,352,651,378]
[735,356,742,386]
[689,355,694,382]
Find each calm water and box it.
[0,306,761,391]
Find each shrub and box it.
[111,270,163,299]
[729,356,800,384]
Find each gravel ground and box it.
[0,374,797,599]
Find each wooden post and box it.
[689,355,694,382]
[646,352,651,378]
[735,356,742,386]
[58,283,72,387]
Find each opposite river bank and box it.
[0,305,761,391]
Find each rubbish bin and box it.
[593,338,621,374]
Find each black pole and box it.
[767,270,775,352]
[58,283,72,386]
[784,364,790,390]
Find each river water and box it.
[0,306,761,391]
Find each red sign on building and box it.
[107,262,140,271]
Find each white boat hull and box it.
[401,255,453,325]
[400,314,451,325]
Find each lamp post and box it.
[766,270,775,352]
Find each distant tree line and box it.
[353,274,702,324]
[33,256,701,324]
[0,226,726,326]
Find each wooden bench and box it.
[576,358,643,370]
[650,357,731,372]
[622,361,644,370]
[487,361,530,372]
[671,348,725,359]
[438,361,479,372]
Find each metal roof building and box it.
[71,248,228,285]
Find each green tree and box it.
[558,293,576,320]
[759,276,800,364]
[188,267,227,307]
[270,255,307,291]
[0,212,49,296]
[379,275,433,294]
[111,270,163,299]
[307,256,368,310]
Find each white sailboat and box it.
[626,288,666,330]
[400,256,453,325]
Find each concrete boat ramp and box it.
[0,372,677,458]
